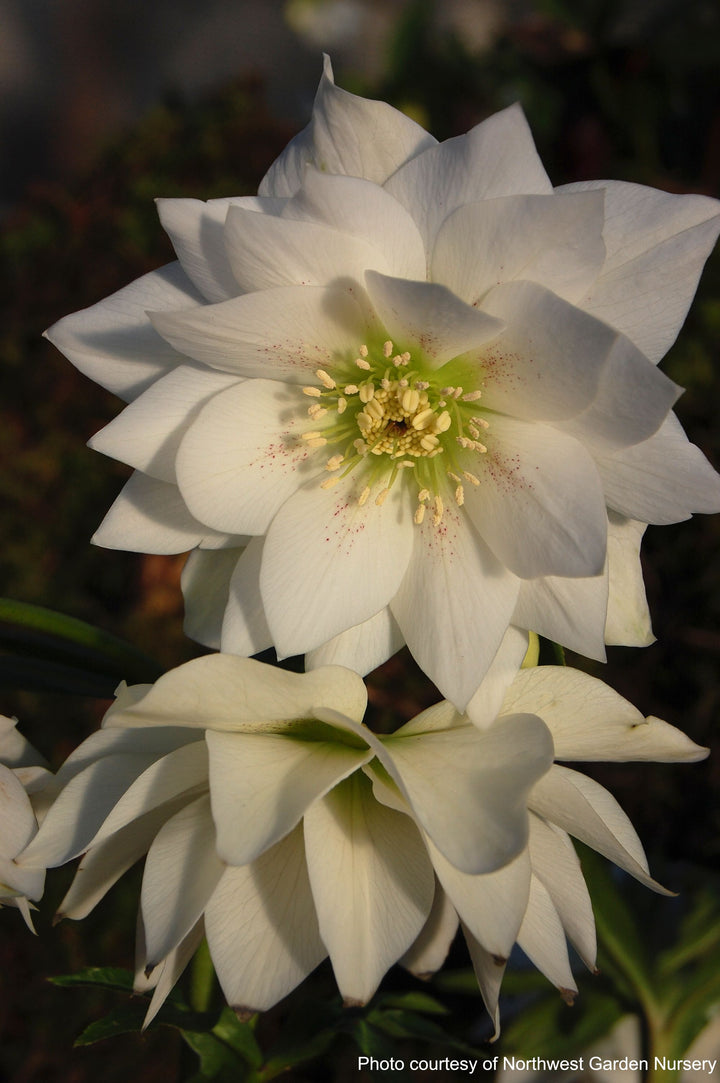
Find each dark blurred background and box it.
[1,1,719,1079]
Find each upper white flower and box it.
[46,57,720,709]
[18,656,553,1020]
[0,715,50,928]
[17,658,704,1030]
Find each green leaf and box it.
[367,1008,476,1054]
[181,1030,250,1081]
[350,1018,398,1060]
[49,966,135,993]
[74,1003,148,1046]
[0,598,163,694]
[374,991,449,1016]
[259,1027,336,1081]
[212,1008,263,1070]
[502,988,623,1060]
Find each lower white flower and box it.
[17,657,552,1020]
[0,715,50,929]
[17,660,704,1031]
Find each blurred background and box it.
[1,1,719,1079]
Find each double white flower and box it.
[47,58,720,709]
[17,658,704,1028]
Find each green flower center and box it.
[301,339,490,525]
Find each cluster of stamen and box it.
[300,341,489,526]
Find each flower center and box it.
[301,340,489,525]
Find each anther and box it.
[383,340,394,358]
[358,383,375,403]
[433,495,444,526]
[453,387,463,399]
[302,386,322,397]
[307,404,327,419]
[455,485,464,506]
[337,397,347,414]
[462,390,482,402]
[306,437,327,448]
[326,454,344,471]
[320,476,340,489]
[463,470,481,486]
[344,384,359,395]
[471,416,490,429]
[435,411,452,432]
[375,487,390,506]
[358,486,370,506]
[401,388,420,414]
[412,408,435,431]
[414,503,426,525]
[418,489,430,502]
[359,344,369,357]
[355,357,371,370]
[315,369,336,389]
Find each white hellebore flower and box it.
[0,715,50,928]
[17,656,553,1021]
[46,58,720,708]
[17,659,704,1032]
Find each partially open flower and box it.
[46,58,720,708]
[0,715,50,929]
[17,659,704,1028]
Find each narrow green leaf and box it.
[0,598,163,690]
[259,1028,335,1081]
[181,1030,249,1081]
[50,966,135,993]
[368,1008,476,1054]
[350,1018,397,1060]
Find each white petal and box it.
[529,766,668,892]
[206,726,372,866]
[464,627,532,730]
[517,874,577,996]
[390,501,520,710]
[432,191,606,306]
[92,472,211,554]
[142,922,205,1028]
[89,364,241,483]
[225,205,394,293]
[512,566,609,662]
[150,285,365,382]
[364,272,504,367]
[259,55,437,197]
[462,926,506,1040]
[204,827,326,1013]
[220,537,273,655]
[283,170,427,280]
[479,281,620,422]
[45,263,201,401]
[502,665,707,764]
[429,843,531,959]
[401,883,459,979]
[57,797,193,920]
[382,712,553,874]
[598,413,720,524]
[261,474,414,657]
[385,103,552,250]
[105,655,368,731]
[306,607,405,676]
[605,514,653,647]
[528,815,596,968]
[0,764,37,857]
[142,796,224,967]
[304,774,434,1005]
[463,415,607,579]
[181,547,242,650]
[0,855,44,901]
[156,197,248,302]
[561,180,720,362]
[176,380,315,534]
[21,751,160,867]
[555,333,679,454]
[88,741,209,848]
